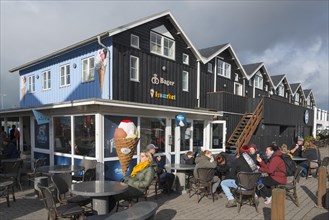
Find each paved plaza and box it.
[1,146,329,220]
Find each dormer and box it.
[290,83,305,106]
[304,89,316,109]
[150,25,175,60]
[270,74,292,102]
[243,62,274,98]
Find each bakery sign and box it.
[149,74,176,100]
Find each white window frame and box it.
[294,93,300,105]
[82,56,95,82]
[277,84,284,97]
[130,55,139,82]
[234,82,243,96]
[265,85,268,92]
[217,59,231,78]
[254,71,263,90]
[234,73,239,82]
[183,53,189,65]
[60,64,70,87]
[131,34,139,49]
[182,71,189,92]
[150,32,175,59]
[28,75,35,93]
[42,70,51,90]
[207,63,213,73]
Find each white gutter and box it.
[197,61,200,107]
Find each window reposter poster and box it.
[35,121,49,149]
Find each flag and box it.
[32,109,49,125]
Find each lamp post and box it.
[0,94,7,109]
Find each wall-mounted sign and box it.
[304,110,309,124]
[151,74,175,86]
[149,89,176,100]
[176,113,186,127]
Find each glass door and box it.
[211,120,226,150]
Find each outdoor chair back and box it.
[189,167,215,203]
[83,168,96,182]
[277,166,302,207]
[0,159,23,190]
[38,184,84,220]
[27,158,46,185]
[235,172,261,213]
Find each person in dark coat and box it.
[3,138,19,159]
[220,145,254,208]
[290,136,304,157]
[257,145,287,205]
[215,153,231,180]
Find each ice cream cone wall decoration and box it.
[113,120,139,176]
[21,76,26,99]
[95,48,108,93]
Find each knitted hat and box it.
[240,145,249,153]
[297,137,304,142]
[249,144,257,150]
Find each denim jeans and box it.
[220,179,237,200]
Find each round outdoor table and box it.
[69,180,128,215]
[37,165,84,174]
[292,157,308,162]
[165,163,195,193]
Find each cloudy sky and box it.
[1,0,328,111]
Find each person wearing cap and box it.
[146,144,174,192]
[290,136,304,157]
[220,145,256,208]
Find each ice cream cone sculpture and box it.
[114,120,138,176]
[21,76,26,99]
[95,48,108,93]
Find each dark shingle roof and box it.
[198,43,229,58]
[243,63,263,76]
[290,83,300,93]
[270,75,285,86]
[304,89,312,98]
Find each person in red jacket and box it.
[257,145,287,205]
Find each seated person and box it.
[215,154,230,180]
[256,145,287,205]
[248,144,263,165]
[299,140,320,177]
[194,150,220,199]
[290,136,304,157]
[112,150,155,206]
[220,145,255,208]
[181,151,195,165]
[147,144,174,191]
[280,144,293,158]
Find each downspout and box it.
[197,61,200,108]
[97,36,108,49]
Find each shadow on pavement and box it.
[262,207,271,220]
[155,209,177,220]
[312,212,329,220]
[301,185,317,204]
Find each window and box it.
[42,70,51,90]
[277,84,284,97]
[217,59,231,78]
[130,56,139,81]
[54,116,71,154]
[150,32,175,59]
[265,85,268,92]
[131,34,139,48]
[234,82,243,96]
[60,64,70,87]
[249,79,253,86]
[140,117,166,153]
[182,71,189,92]
[74,115,95,157]
[82,57,95,82]
[294,93,300,105]
[183,53,189,65]
[28,75,35,93]
[207,63,213,73]
[254,71,263,89]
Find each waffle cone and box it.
[114,137,139,176]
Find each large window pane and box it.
[140,118,165,153]
[35,121,49,150]
[54,116,71,153]
[74,115,95,157]
[104,115,138,157]
[180,122,191,151]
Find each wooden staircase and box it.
[227,99,264,155]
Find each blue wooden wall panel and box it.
[19,39,112,108]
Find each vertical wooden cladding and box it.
[206,91,248,113]
[112,16,197,108]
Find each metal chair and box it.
[189,168,215,203]
[306,160,320,179]
[0,181,13,207]
[234,172,261,213]
[51,174,92,207]
[0,159,23,190]
[72,159,97,182]
[26,158,46,186]
[277,166,303,207]
[38,184,84,220]
[83,168,96,182]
